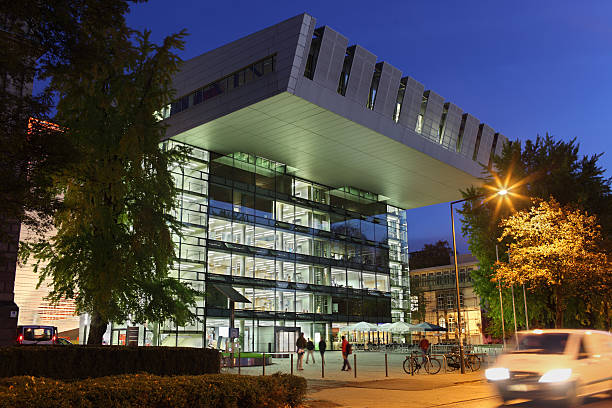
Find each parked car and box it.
[485,329,612,406]
[16,325,59,345]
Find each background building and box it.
[409,253,483,345]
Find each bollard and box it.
[238,349,241,375]
[321,356,325,378]
[291,353,294,375]
[354,354,357,378]
[385,353,388,377]
[262,352,266,376]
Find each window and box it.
[439,104,448,144]
[167,55,276,117]
[416,93,427,133]
[304,28,323,80]
[473,124,483,161]
[393,79,407,123]
[337,46,355,96]
[367,63,382,110]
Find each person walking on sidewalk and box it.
[296,332,307,370]
[305,338,315,364]
[318,338,326,365]
[341,335,352,371]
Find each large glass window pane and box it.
[231,253,247,277]
[294,204,312,227]
[330,213,346,235]
[244,256,254,278]
[254,195,274,219]
[277,260,294,282]
[233,190,254,215]
[295,232,312,256]
[347,269,361,289]
[313,237,329,258]
[235,287,252,310]
[376,247,389,266]
[313,266,331,286]
[233,221,254,246]
[209,183,232,210]
[276,230,294,253]
[374,222,388,244]
[362,245,375,265]
[330,240,345,260]
[296,291,313,313]
[346,242,360,263]
[363,272,376,289]
[276,202,294,223]
[276,174,292,196]
[361,219,376,242]
[295,263,312,284]
[345,216,361,238]
[331,268,346,287]
[254,257,275,280]
[208,217,232,242]
[313,211,330,231]
[294,179,312,200]
[208,250,231,275]
[253,288,275,311]
[276,289,295,312]
[377,274,389,291]
[254,226,275,249]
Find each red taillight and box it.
[17,334,23,344]
[52,335,57,343]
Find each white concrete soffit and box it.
[172,92,482,210]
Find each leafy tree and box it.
[21,5,197,344]
[460,134,612,335]
[409,240,452,269]
[1,1,137,236]
[495,199,610,328]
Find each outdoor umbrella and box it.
[414,322,448,332]
[347,321,379,332]
[388,321,419,334]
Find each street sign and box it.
[230,328,239,338]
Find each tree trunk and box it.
[553,287,564,329]
[87,311,108,345]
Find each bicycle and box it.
[445,352,481,372]
[403,352,441,374]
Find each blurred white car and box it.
[485,329,612,407]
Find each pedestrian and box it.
[318,338,326,365]
[341,335,352,371]
[419,337,430,364]
[306,338,315,364]
[296,332,306,370]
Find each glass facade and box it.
[110,140,410,351]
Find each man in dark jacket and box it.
[296,332,306,370]
[318,338,327,364]
[306,338,315,364]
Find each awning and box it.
[212,284,251,303]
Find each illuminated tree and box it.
[494,199,610,328]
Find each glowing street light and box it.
[450,187,509,374]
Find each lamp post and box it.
[495,245,506,347]
[450,188,507,374]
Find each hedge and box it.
[0,373,307,408]
[0,346,220,379]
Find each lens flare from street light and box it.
[498,189,508,196]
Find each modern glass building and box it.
[104,13,506,350]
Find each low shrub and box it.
[0,373,307,408]
[0,346,220,379]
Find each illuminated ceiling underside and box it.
[172,92,482,210]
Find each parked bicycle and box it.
[445,352,481,372]
[403,351,441,375]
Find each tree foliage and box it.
[459,134,612,335]
[19,2,198,344]
[495,199,610,328]
[409,240,452,270]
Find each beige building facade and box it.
[410,254,483,345]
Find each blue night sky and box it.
[126,1,612,254]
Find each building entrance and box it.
[275,327,300,352]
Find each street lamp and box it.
[450,188,508,374]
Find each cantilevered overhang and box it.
[171,92,483,210]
